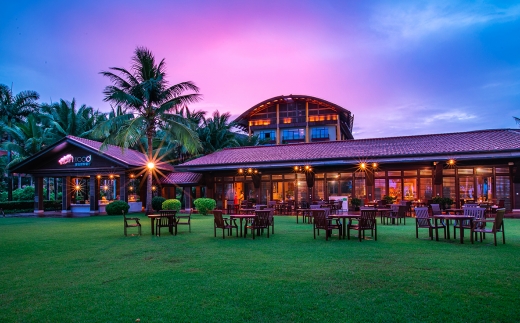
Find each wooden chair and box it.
[264,208,275,234]
[430,204,442,216]
[454,207,485,240]
[123,210,141,236]
[1,208,5,217]
[245,210,270,239]
[156,210,178,236]
[213,210,238,239]
[471,208,506,246]
[177,213,192,233]
[312,209,342,240]
[347,209,377,242]
[415,207,445,240]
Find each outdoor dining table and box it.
[329,213,361,238]
[147,213,176,235]
[433,214,474,244]
[239,208,256,214]
[229,214,256,237]
[444,208,464,215]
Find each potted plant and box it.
[351,197,362,211]
[443,197,454,209]
[382,195,395,205]
[432,196,445,209]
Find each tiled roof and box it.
[67,136,175,172]
[177,129,520,169]
[160,172,202,185]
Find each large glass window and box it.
[459,176,475,200]
[403,178,417,200]
[420,178,433,201]
[311,127,329,139]
[496,176,510,208]
[327,180,339,196]
[314,180,325,201]
[388,178,402,201]
[282,129,305,141]
[374,179,386,200]
[259,130,276,141]
[354,172,366,199]
[340,173,353,196]
[297,174,309,203]
[477,176,493,202]
[442,177,456,200]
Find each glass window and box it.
[443,169,455,175]
[260,182,270,204]
[271,175,283,180]
[442,177,456,200]
[495,167,509,174]
[458,169,473,175]
[459,176,475,200]
[420,178,433,201]
[315,173,325,179]
[297,180,309,203]
[496,176,510,207]
[284,174,295,179]
[355,178,366,199]
[284,182,295,201]
[224,177,234,182]
[420,169,432,176]
[261,175,270,180]
[314,180,325,200]
[374,179,386,200]
[403,178,417,200]
[272,182,283,200]
[282,129,305,141]
[259,130,276,141]
[327,180,339,196]
[388,178,402,201]
[311,127,329,139]
[374,171,385,177]
[477,176,493,202]
[388,171,401,176]
[476,168,493,175]
[403,170,417,176]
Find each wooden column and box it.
[89,176,100,214]
[184,186,192,210]
[276,103,280,144]
[119,173,127,202]
[62,176,71,215]
[305,102,309,143]
[33,176,44,215]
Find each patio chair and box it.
[347,209,377,241]
[156,210,178,236]
[123,210,141,236]
[415,207,445,240]
[177,213,192,233]
[1,208,5,217]
[312,209,342,240]
[471,208,506,246]
[430,204,442,216]
[454,207,485,240]
[245,210,270,239]
[213,210,238,239]
[264,208,275,234]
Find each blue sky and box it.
[1,0,519,139]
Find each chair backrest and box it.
[254,210,270,227]
[160,210,177,216]
[498,200,505,208]
[359,209,377,229]
[255,205,266,210]
[213,210,225,228]
[493,208,505,232]
[390,204,399,212]
[310,204,321,209]
[463,207,485,220]
[268,201,277,207]
[321,207,330,216]
[397,205,407,217]
[463,203,479,208]
[312,209,327,229]
[430,204,442,215]
[415,207,430,227]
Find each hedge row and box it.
[0,200,62,212]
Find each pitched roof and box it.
[176,129,520,171]
[67,136,175,172]
[160,172,202,185]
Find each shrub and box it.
[105,200,130,215]
[0,191,7,202]
[350,198,362,207]
[382,195,395,204]
[151,196,166,212]
[12,188,23,201]
[193,198,216,215]
[162,199,181,211]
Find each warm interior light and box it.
[96,175,101,179]
[109,174,114,179]
[129,187,133,191]
[75,185,80,190]
[372,163,378,168]
[238,168,244,174]
[247,168,253,174]
[448,159,455,166]
[147,162,155,169]
[103,185,108,191]
[360,163,366,170]
[294,166,299,171]
[152,186,156,191]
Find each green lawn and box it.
[1,214,519,322]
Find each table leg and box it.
[296,211,299,224]
[459,224,464,244]
[470,219,474,244]
[240,218,244,237]
[150,218,155,235]
[435,218,439,241]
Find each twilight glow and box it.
[1,0,519,139]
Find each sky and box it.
[1,0,519,139]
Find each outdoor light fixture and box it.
[360,163,366,170]
[293,165,313,173]
[447,159,456,166]
[109,174,114,179]
[372,162,378,168]
[96,175,101,179]
[152,186,157,191]
[147,162,155,170]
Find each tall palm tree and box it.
[0,84,39,200]
[40,98,101,142]
[94,47,202,214]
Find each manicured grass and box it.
[1,214,520,322]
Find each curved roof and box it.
[233,94,354,138]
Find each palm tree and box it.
[40,98,101,142]
[197,111,239,154]
[94,47,202,214]
[0,84,39,200]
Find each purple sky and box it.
[1,0,519,139]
